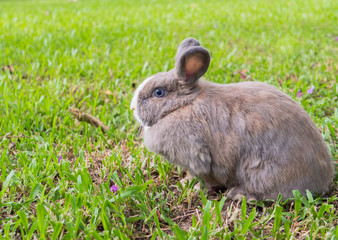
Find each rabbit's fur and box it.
[131,38,335,201]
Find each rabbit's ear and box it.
[175,38,210,85]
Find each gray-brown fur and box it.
[131,38,335,201]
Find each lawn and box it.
[0,0,337,239]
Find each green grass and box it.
[0,0,337,239]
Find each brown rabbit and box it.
[130,38,335,201]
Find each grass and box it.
[0,0,337,239]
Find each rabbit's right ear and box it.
[175,38,211,86]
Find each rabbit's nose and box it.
[131,106,135,111]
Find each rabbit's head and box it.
[130,38,210,127]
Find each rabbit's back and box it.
[197,81,334,199]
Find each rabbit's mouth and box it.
[132,110,146,128]
[131,105,149,129]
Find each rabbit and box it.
[130,38,335,201]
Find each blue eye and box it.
[154,88,166,98]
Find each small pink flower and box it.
[296,89,303,98]
[110,185,119,194]
[58,155,62,164]
[307,86,315,94]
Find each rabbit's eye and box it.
[153,88,166,98]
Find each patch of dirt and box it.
[56,139,135,187]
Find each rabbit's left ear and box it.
[175,38,211,85]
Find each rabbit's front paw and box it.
[179,173,200,190]
[227,187,257,202]
[227,187,245,200]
